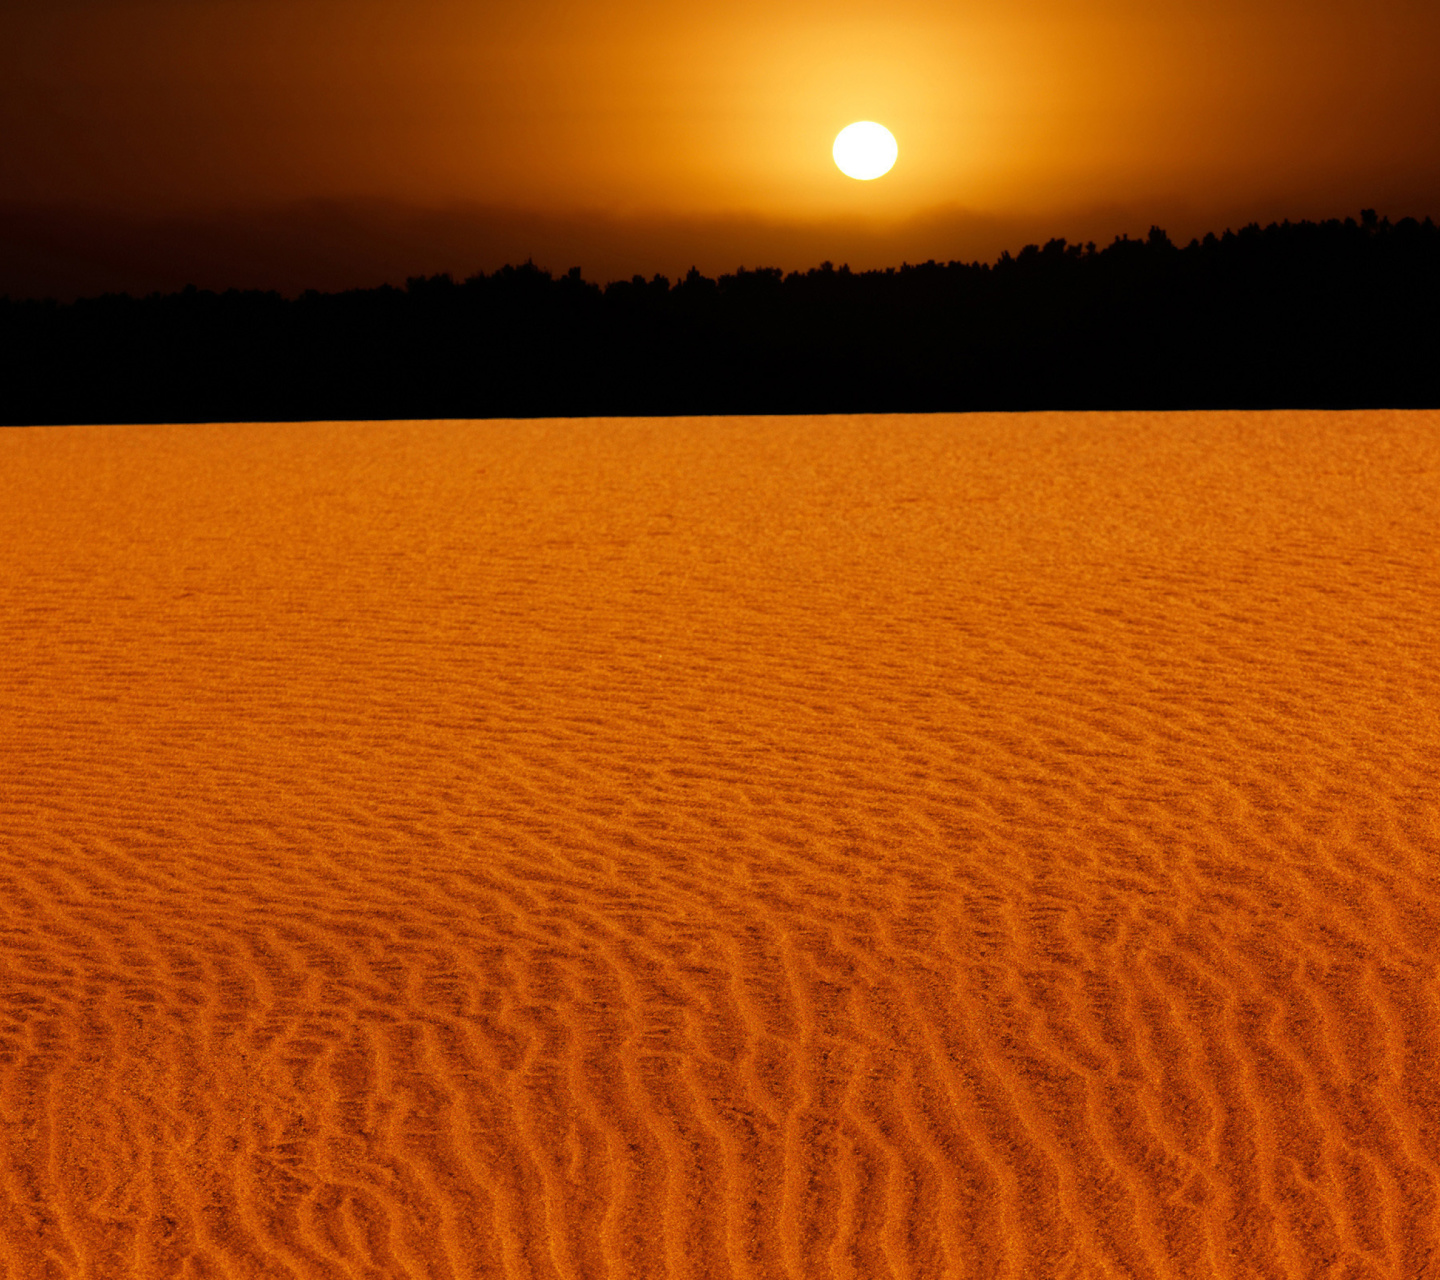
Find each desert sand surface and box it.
[1,410,1437,1280]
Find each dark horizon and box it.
[4,209,1437,426]
[5,190,1440,306]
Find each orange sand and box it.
[1,412,1437,1279]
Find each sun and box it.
[833,122,898,181]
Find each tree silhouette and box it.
[2,211,1436,425]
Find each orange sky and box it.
[3,0,1439,292]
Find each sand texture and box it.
[1,411,1438,1280]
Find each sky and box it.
[3,0,1439,296]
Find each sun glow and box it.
[832,121,898,180]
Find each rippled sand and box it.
[1,412,1437,1279]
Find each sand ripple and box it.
[1,411,1437,1278]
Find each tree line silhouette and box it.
[2,210,1436,424]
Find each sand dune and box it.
[1,411,1437,1279]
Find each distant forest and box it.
[3,210,1436,424]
